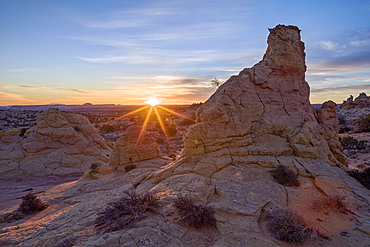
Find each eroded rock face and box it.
[0,108,112,177]
[110,125,161,166]
[1,25,369,247]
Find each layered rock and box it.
[0,108,112,177]
[1,25,369,247]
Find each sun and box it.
[146,98,160,106]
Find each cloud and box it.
[9,68,51,73]
[311,84,370,93]
[17,85,91,94]
[19,85,46,88]
[0,92,35,105]
[320,40,345,51]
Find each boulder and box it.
[0,108,112,177]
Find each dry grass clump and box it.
[271,165,300,186]
[312,194,348,214]
[266,208,315,244]
[0,192,48,223]
[95,191,160,233]
[173,195,216,228]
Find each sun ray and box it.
[113,105,150,121]
[136,106,154,146]
[157,105,196,122]
[153,106,170,145]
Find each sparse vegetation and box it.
[19,127,28,137]
[100,124,115,133]
[348,167,370,189]
[95,191,160,233]
[156,137,165,144]
[167,127,177,136]
[173,195,216,228]
[266,208,315,244]
[270,165,300,186]
[210,78,223,88]
[0,192,47,223]
[355,114,370,132]
[339,136,368,150]
[312,194,348,214]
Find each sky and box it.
[0,0,370,106]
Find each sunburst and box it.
[111,98,195,147]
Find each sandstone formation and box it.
[85,125,165,179]
[1,25,369,247]
[0,108,112,177]
[339,92,370,110]
[110,125,161,166]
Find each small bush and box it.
[73,126,81,132]
[349,167,370,189]
[95,191,160,233]
[266,208,315,244]
[19,192,48,214]
[355,114,370,132]
[156,137,165,144]
[181,118,194,126]
[19,127,28,137]
[0,192,47,223]
[100,124,115,133]
[312,194,348,214]
[340,136,368,150]
[270,165,300,186]
[173,195,216,228]
[167,127,177,136]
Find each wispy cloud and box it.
[0,92,36,105]
[311,84,370,93]
[9,68,51,73]
[320,40,345,51]
[17,85,91,94]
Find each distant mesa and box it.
[82,102,93,106]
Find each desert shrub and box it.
[73,125,81,132]
[270,165,300,186]
[0,192,47,223]
[19,127,28,137]
[100,124,115,133]
[339,126,352,134]
[181,118,194,126]
[167,127,177,136]
[348,167,370,189]
[90,163,101,170]
[0,210,24,223]
[339,136,368,150]
[312,194,348,214]
[338,116,346,125]
[95,191,160,233]
[173,195,216,228]
[156,137,165,144]
[355,114,370,132]
[19,192,48,214]
[123,164,136,172]
[266,208,315,244]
